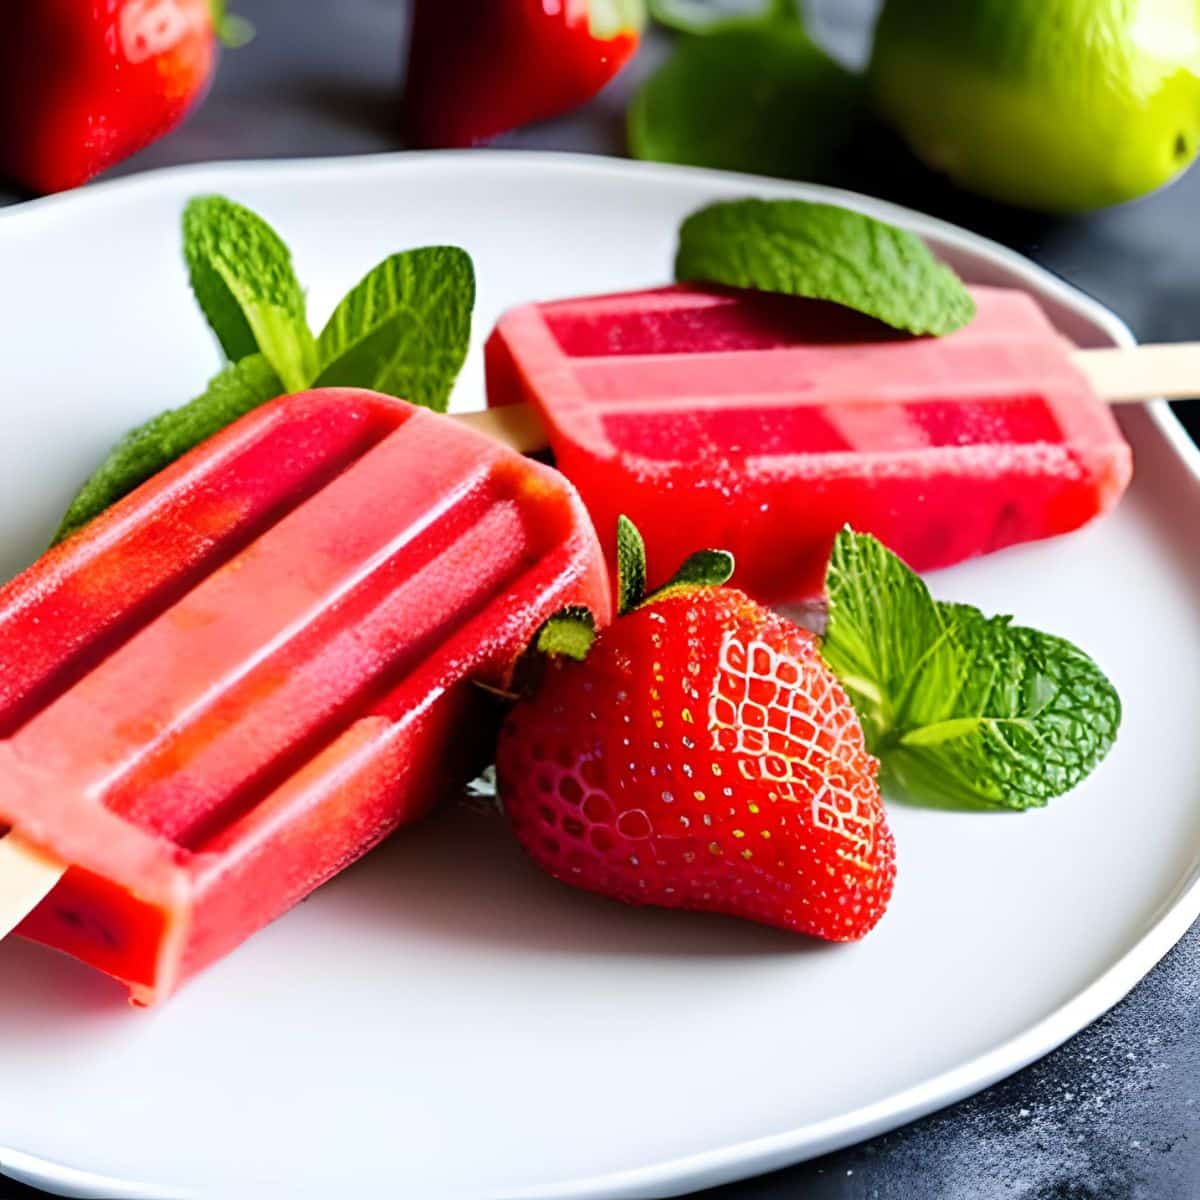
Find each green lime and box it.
[869,0,1200,213]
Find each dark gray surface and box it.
[2,2,1199,1197]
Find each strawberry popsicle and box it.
[485,284,1133,600]
[0,388,609,1004]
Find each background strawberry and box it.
[0,0,248,194]
[404,0,644,149]
[496,521,896,941]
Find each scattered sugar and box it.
[784,927,1200,1196]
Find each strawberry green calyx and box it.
[644,549,735,605]
[535,606,597,662]
[616,514,735,615]
[530,517,737,676]
[500,605,599,699]
[208,0,254,48]
[616,515,649,614]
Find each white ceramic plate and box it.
[1,153,1198,1200]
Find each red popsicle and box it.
[0,389,610,1004]
[485,284,1134,600]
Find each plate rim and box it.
[1,149,1198,1200]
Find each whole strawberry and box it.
[0,0,248,194]
[404,0,643,149]
[496,519,896,941]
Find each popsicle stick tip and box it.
[1072,344,1200,405]
[0,830,67,940]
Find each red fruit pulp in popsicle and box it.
[0,389,610,1004]
[485,284,1133,600]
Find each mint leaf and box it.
[314,247,474,413]
[632,5,864,186]
[818,529,963,749]
[821,530,1121,810]
[675,199,976,336]
[183,195,316,392]
[52,355,282,544]
[889,607,1122,810]
[535,607,598,661]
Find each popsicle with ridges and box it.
[485,284,1134,600]
[0,388,610,1004]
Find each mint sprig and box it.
[54,197,476,542]
[675,198,976,336]
[820,530,1121,810]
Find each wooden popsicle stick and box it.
[1071,344,1200,404]
[455,403,549,454]
[456,344,1200,458]
[0,830,66,940]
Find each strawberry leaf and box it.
[645,548,735,603]
[821,530,1120,810]
[535,607,597,661]
[616,515,648,615]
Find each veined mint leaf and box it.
[631,5,863,182]
[183,195,317,392]
[886,605,1122,810]
[52,354,282,544]
[675,199,976,336]
[821,530,1121,810]
[314,246,474,414]
[821,530,964,747]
